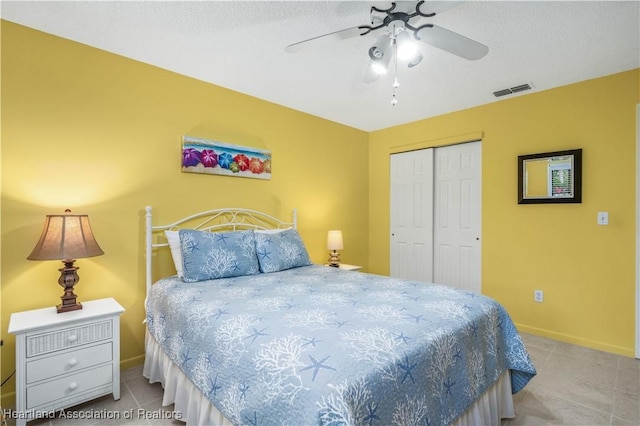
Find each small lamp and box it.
[327,230,343,267]
[27,209,104,313]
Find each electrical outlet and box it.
[534,290,544,303]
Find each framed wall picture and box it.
[517,149,582,204]
[182,136,271,180]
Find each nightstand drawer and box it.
[26,320,112,357]
[27,364,112,409]
[27,342,113,384]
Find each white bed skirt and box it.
[143,330,514,425]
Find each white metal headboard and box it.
[144,206,297,298]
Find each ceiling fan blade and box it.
[416,1,465,16]
[285,26,371,53]
[415,24,488,60]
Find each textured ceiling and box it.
[2,1,639,131]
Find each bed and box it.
[142,206,536,425]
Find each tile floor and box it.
[503,334,639,425]
[5,333,639,425]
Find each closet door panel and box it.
[390,149,434,282]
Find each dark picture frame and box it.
[518,149,582,204]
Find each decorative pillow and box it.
[165,230,183,277]
[179,229,260,282]
[254,228,312,273]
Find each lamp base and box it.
[57,260,83,314]
[328,250,341,267]
[57,301,83,314]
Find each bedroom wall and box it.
[0,22,369,406]
[368,68,640,357]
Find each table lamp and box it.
[327,230,343,267]
[27,209,104,313]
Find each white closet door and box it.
[390,149,434,281]
[433,141,482,292]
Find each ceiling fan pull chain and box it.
[391,38,399,106]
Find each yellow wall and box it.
[0,22,369,405]
[369,68,639,357]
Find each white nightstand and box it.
[325,263,362,271]
[8,298,125,425]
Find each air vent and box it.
[510,84,531,93]
[493,83,532,97]
[493,89,512,97]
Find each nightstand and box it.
[325,263,362,271]
[8,298,124,425]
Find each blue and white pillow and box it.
[254,229,312,273]
[179,229,260,282]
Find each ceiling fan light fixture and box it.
[396,30,420,62]
[368,34,391,60]
[368,45,384,60]
[407,51,424,68]
[368,34,392,74]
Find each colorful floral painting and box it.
[181,136,271,180]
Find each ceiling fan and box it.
[285,1,489,104]
[286,1,488,60]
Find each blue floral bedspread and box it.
[146,265,536,425]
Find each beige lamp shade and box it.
[327,230,344,250]
[28,211,104,261]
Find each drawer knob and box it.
[68,358,78,367]
[68,382,78,391]
[68,335,78,342]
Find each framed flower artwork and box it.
[181,136,271,180]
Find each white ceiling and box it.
[2,1,639,131]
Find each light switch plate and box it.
[597,212,609,225]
